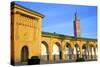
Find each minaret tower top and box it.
[75,12,79,20]
[74,12,81,37]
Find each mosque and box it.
[11,2,97,65]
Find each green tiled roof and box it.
[42,31,97,41]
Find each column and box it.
[94,47,97,60]
[49,51,53,63]
[80,47,82,58]
[72,48,74,61]
[87,46,90,60]
[61,50,65,62]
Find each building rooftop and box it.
[11,2,45,18]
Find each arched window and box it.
[52,42,61,62]
[64,43,73,61]
[41,41,49,61]
[89,45,95,60]
[74,44,80,59]
[82,44,88,60]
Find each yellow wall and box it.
[11,4,42,65]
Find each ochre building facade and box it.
[11,3,97,65]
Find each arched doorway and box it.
[52,42,61,62]
[82,44,88,60]
[74,44,80,59]
[64,43,73,61]
[41,41,49,62]
[21,46,29,64]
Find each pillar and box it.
[49,51,53,63]
[87,46,90,60]
[72,48,74,61]
[80,47,82,58]
[48,41,53,63]
[94,47,97,60]
[61,50,65,62]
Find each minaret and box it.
[74,12,81,37]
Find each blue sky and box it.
[14,1,97,39]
